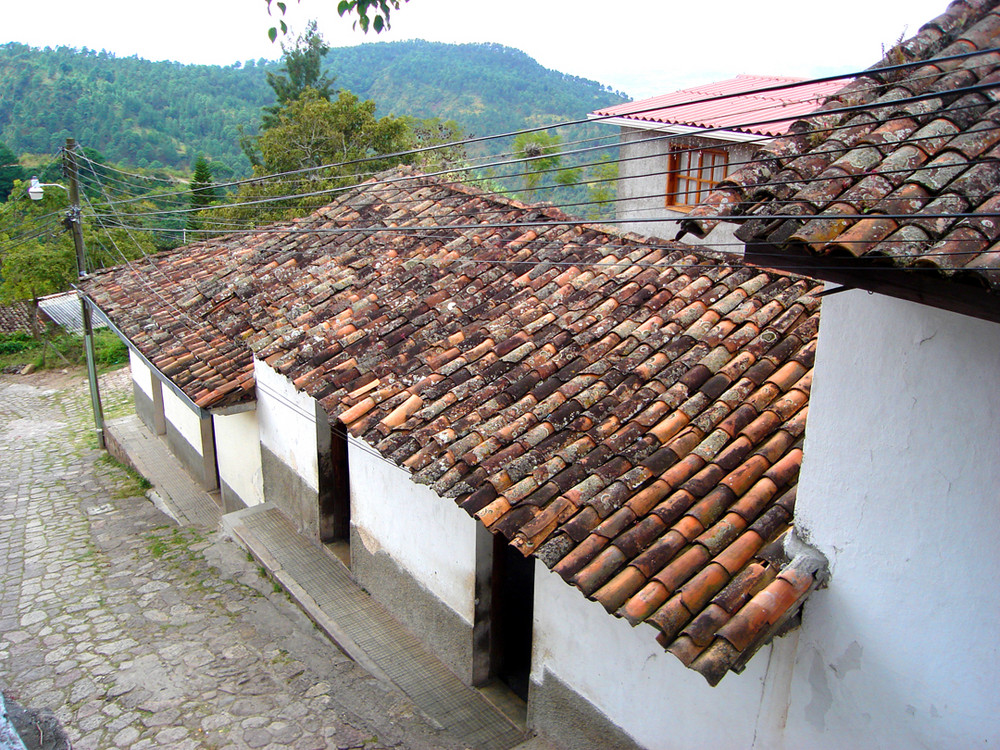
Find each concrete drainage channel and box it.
[224,504,528,750]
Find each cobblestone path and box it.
[0,368,466,750]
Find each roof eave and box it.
[588,114,776,143]
[83,294,252,417]
[744,244,1000,324]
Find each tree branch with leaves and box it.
[266,0,409,40]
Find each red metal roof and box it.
[591,75,848,138]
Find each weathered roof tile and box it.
[83,167,825,684]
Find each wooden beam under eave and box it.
[744,248,1000,325]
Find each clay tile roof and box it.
[590,75,847,138]
[0,300,38,334]
[682,0,1000,321]
[81,168,826,684]
[80,235,264,409]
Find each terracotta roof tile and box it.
[82,167,825,684]
[684,0,1000,318]
[0,300,43,334]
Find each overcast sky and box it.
[6,0,951,99]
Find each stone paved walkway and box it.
[0,368,468,750]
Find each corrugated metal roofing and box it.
[38,291,105,335]
[592,75,848,137]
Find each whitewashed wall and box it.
[349,436,477,624]
[778,290,1000,749]
[128,349,154,397]
[162,384,205,456]
[255,359,319,491]
[213,410,264,507]
[534,291,1000,749]
[531,566,797,750]
[615,127,748,249]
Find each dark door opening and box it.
[318,418,351,553]
[491,533,535,701]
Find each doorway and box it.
[489,532,535,701]
[318,417,351,565]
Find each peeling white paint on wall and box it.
[255,359,319,490]
[348,436,477,624]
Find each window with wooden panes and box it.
[665,146,729,210]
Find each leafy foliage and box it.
[511,130,585,202]
[336,0,408,33]
[262,21,336,129]
[229,88,412,222]
[404,117,467,177]
[0,331,33,355]
[266,0,409,38]
[0,41,627,176]
[0,179,77,310]
[0,328,127,371]
[0,140,23,202]
[585,161,618,221]
[0,173,154,323]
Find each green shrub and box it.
[93,329,128,366]
[0,331,36,355]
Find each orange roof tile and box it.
[82,168,827,684]
[684,0,1000,320]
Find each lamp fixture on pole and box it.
[27,176,69,201]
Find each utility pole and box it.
[65,137,106,449]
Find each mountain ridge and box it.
[0,39,628,175]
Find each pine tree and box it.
[261,21,336,130]
[187,155,217,231]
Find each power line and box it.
[80,93,1000,230]
[72,48,1000,216]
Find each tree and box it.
[586,161,618,221]
[187,155,218,230]
[512,130,579,202]
[0,178,155,339]
[0,141,24,203]
[262,20,336,129]
[0,179,77,339]
[229,88,413,222]
[402,117,467,177]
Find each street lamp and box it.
[28,176,69,201]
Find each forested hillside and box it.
[0,41,627,176]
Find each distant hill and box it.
[0,40,628,176]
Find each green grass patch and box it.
[0,327,128,372]
[97,453,152,498]
[146,527,205,560]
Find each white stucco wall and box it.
[213,410,264,507]
[532,566,799,750]
[781,290,1000,748]
[349,436,477,624]
[254,358,319,491]
[161,383,205,456]
[615,127,748,250]
[128,349,154,398]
